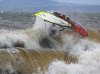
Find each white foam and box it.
[46,42,100,74]
[0,16,58,49]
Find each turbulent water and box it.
[0,12,100,74]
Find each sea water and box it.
[0,12,100,74]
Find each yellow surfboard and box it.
[35,11,71,27]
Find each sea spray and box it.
[46,42,100,74]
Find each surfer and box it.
[54,12,65,20]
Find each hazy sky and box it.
[51,0,100,5]
[0,0,100,5]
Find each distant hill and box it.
[43,4,100,13]
[0,0,100,13]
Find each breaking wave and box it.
[46,41,100,74]
[0,14,100,74]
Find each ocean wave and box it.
[0,14,100,74]
[46,43,100,74]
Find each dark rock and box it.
[14,41,24,48]
[39,37,54,49]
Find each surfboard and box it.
[34,11,72,28]
[53,12,89,37]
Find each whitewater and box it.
[0,12,100,74]
[46,40,100,74]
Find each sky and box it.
[51,0,100,5]
[0,0,100,5]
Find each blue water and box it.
[0,12,100,30]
